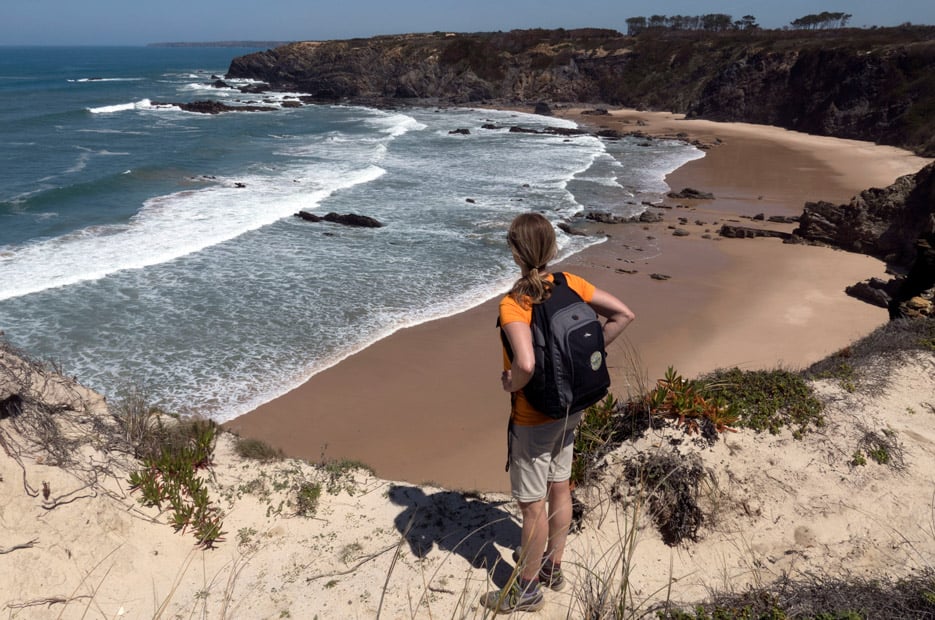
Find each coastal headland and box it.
[225,107,932,492]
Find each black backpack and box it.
[500,272,610,418]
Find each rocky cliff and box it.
[226,30,622,104]
[794,162,935,318]
[226,27,935,155]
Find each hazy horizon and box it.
[2,0,933,47]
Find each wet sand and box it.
[225,108,931,493]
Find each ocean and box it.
[0,46,703,422]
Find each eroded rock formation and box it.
[794,163,935,317]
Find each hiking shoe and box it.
[538,565,565,591]
[479,583,544,614]
[511,547,566,591]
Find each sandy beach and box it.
[225,108,932,494]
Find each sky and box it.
[1,0,934,46]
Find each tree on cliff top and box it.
[626,13,751,35]
[790,11,853,29]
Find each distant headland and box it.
[147,41,293,48]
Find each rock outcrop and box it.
[719,225,792,240]
[295,211,385,228]
[892,237,935,318]
[152,100,277,114]
[795,164,935,266]
[584,209,665,224]
[794,162,935,317]
[668,188,715,200]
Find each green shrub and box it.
[646,367,739,436]
[128,418,225,548]
[811,355,859,392]
[235,436,285,462]
[703,368,824,437]
[319,457,373,495]
[855,429,904,469]
[295,481,322,517]
[571,394,619,487]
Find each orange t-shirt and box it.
[498,272,597,426]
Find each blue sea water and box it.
[0,46,703,421]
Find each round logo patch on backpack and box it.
[590,350,603,371]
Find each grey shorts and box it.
[509,412,583,503]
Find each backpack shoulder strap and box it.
[546,271,584,306]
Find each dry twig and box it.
[0,538,38,554]
[3,594,91,610]
[305,541,400,582]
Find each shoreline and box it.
[224,108,932,493]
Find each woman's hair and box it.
[507,213,558,306]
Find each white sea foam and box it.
[364,110,427,137]
[87,99,156,114]
[63,148,128,174]
[182,82,234,92]
[68,77,143,83]
[75,129,148,135]
[588,175,627,189]
[625,139,705,194]
[65,150,92,174]
[0,164,386,301]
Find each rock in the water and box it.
[295,212,385,228]
[151,100,276,114]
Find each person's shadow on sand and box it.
[388,484,521,587]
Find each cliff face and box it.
[684,43,935,154]
[227,27,935,156]
[227,30,623,103]
[795,163,935,266]
[795,162,935,317]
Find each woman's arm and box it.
[588,288,636,346]
[500,321,535,392]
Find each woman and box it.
[481,212,636,613]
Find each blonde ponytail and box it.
[507,213,558,307]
